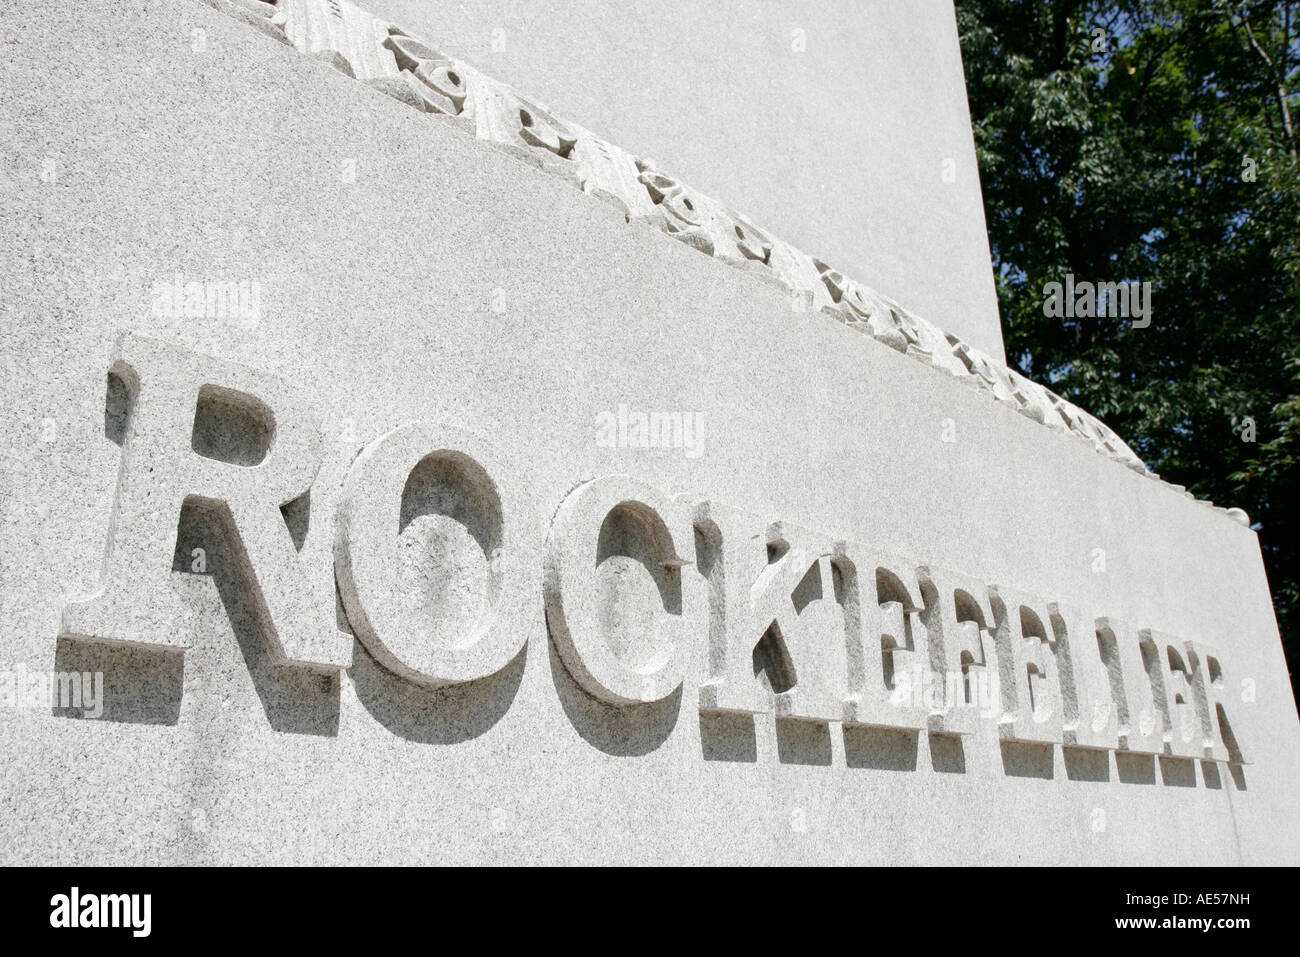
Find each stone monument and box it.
[0,0,1295,865]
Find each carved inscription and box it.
[59,335,1252,779]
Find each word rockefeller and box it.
[58,334,1249,773]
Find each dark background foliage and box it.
[954,0,1299,704]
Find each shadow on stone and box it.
[547,630,680,756]
[1159,756,1197,788]
[350,637,525,745]
[699,711,757,762]
[103,369,129,445]
[775,718,832,766]
[1201,760,1223,789]
[844,726,918,771]
[1000,740,1054,779]
[280,490,311,552]
[174,499,339,736]
[929,733,966,773]
[52,636,184,725]
[1115,751,1157,785]
[1063,746,1110,782]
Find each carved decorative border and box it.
[198,0,1240,520]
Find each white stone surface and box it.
[367,0,1007,360]
[1,0,1296,865]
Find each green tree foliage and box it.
[955,0,1300,700]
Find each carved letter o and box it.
[544,476,691,704]
[335,421,532,685]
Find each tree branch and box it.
[1239,1,1297,154]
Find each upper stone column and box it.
[367,0,1006,360]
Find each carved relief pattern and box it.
[279,0,397,79]
[208,0,1199,491]
[381,33,467,116]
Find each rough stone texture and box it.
[1,0,1297,865]
[367,0,1006,361]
